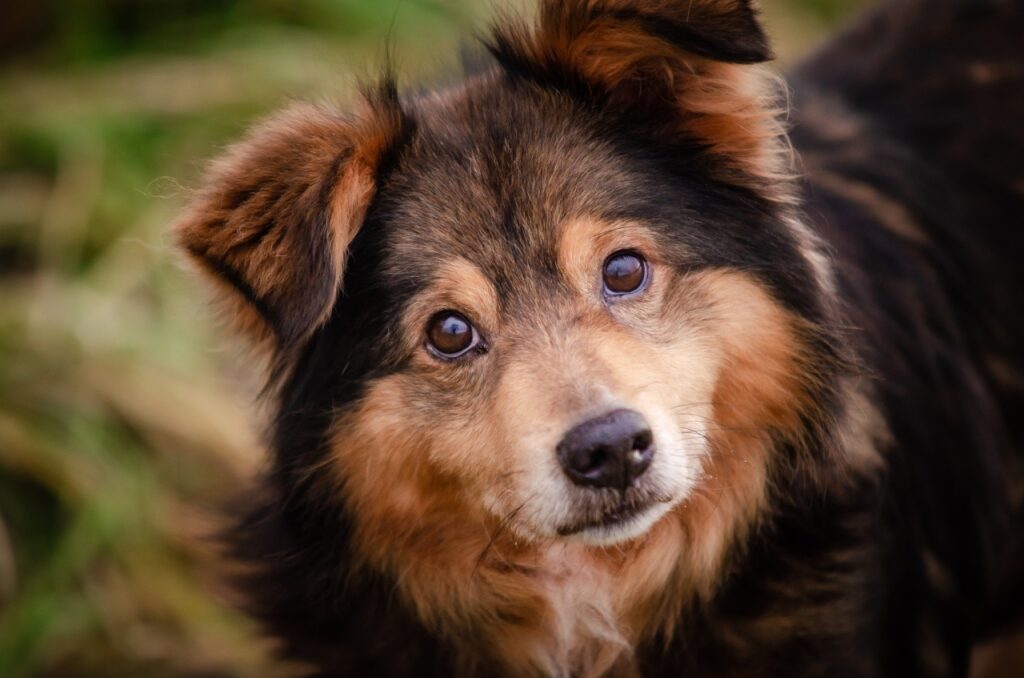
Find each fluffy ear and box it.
[175,88,406,355]
[487,0,784,184]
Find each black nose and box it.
[556,409,655,490]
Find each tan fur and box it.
[503,0,791,189]
[175,99,398,353]
[323,217,822,675]
[676,62,793,187]
[653,269,816,613]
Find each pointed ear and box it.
[175,87,406,355]
[488,0,783,184]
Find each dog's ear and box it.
[488,0,782,182]
[175,88,405,355]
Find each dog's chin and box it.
[556,498,676,547]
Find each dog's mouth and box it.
[556,494,672,538]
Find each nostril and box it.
[576,446,608,475]
[631,430,653,453]
[624,430,655,485]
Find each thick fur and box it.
[175,0,1024,676]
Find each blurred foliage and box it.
[0,0,864,675]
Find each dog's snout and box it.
[556,409,655,490]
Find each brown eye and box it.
[602,250,648,296]
[426,311,481,359]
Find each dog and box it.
[173,0,1024,675]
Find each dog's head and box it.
[177,0,850,667]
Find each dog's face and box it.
[330,87,817,550]
[177,0,842,664]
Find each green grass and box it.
[0,1,864,675]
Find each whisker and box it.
[473,494,537,576]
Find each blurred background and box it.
[0,1,867,675]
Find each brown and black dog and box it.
[174,0,1024,675]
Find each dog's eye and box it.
[426,311,480,359]
[602,251,648,296]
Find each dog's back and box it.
[791,0,1024,671]
[795,0,1024,394]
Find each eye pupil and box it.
[602,251,647,295]
[427,312,477,357]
